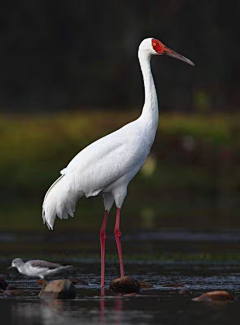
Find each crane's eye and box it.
[153,42,156,47]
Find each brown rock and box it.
[38,279,76,299]
[179,288,192,295]
[140,281,153,289]
[110,276,140,294]
[192,291,234,302]
[163,283,185,288]
[6,285,18,290]
[3,289,28,296]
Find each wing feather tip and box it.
[42,211,54,230]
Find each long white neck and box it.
[138,50,159,133]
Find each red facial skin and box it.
[152,38,195,66]
[152,39,165,55]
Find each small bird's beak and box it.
[7,266,13,269]
[163,46,195,66]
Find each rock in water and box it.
[110,276,140,294]
[3,288,28,297]
[179,288,192,295]
[38,279,76,299]
[163,283,185,288]
[192,290,234,302]
[140,281,153,289]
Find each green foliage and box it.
[0,111,240,195]
[0,111,240,231]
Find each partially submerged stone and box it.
[140,281,153,289]
[179,288,192,295]
[110,276,140,294]
[193,291,234,302]
[38,279,76,299]
[6,285,18,290]
[2,285,28,297]
[3,289,28,297]
[163,283,185,288]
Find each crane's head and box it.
[139,38,194,66]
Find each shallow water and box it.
[1,262,240,325]
[1,229,240,325]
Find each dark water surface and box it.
[1,262,240,325]
[1,230,240,325]
[1,290,240,325]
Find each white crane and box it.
[42,38,194,288]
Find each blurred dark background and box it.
[0,0,240,243]
[0,0,239,112]
[1,5,240,324]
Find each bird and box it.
[42,38,194,288]
[8,258,72,280]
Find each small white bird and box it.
[42,38,194,288]
[9,258,72,279]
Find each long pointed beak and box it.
[7,266,13,269]
[164,47,195,66]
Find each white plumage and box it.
[42,37,194,229]
[42,37,194,287]
[43,117,156,229]
[9,258,72,279]
[42,39,160,230]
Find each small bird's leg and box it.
[114,208,124,278]
[37,278,47,287]
[100,210,108,288]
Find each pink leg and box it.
[100,210,108,288]
[114,208,125,278]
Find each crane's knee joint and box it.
[114,229,121,238]
[100,230,107,241]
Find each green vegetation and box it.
[1,111,240,193]
[0,111,240,231]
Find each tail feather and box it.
[61,265,73,270]
[42,174,80,230]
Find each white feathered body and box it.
[18,262,72,279]
[43,116,157,229]
[61,120,153,197]
[42,39,159,230]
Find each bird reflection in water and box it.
[100,288,106,323]
[100,288,123,325]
